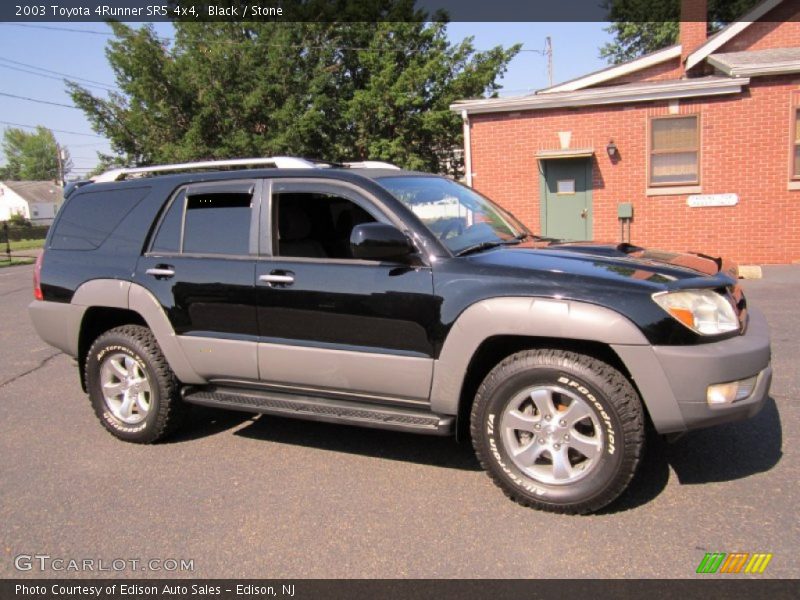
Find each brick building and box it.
[451,0,800,264]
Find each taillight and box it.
[33,253,43,301]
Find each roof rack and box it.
[92,156,401,183]
[343,161,401,170]
[92,156,317,182]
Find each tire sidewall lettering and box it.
[556,375,616,456]
[92,342,155,435]
[487,427,547,496]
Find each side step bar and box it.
[182,386,455,436]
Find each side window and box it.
[275,192,377,259]
[183,193,252,255]
[150,191,185,254]
[50,186,150,250]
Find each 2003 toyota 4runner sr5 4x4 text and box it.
[29,157,772,514]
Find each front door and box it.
[255,179,436,405]
[541,158,592,241]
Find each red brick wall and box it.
[717,0,800,53]
[468,77,800,264]
[597,57,684,86]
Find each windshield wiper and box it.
[454,241,506,257]
[455,239,521,257]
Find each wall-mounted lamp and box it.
[606,140,618,158]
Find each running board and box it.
[182,386,454,436]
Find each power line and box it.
[0,22,543,53]
[0,57,118,90]
[0,120,104,138]
[0,91,78,109]
[69,142,110,147]
[0,63,116,93]
[0,23,112,36]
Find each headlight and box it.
[652,289,739,335]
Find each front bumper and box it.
[612,308,772,434]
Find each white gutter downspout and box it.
[461,109,473,187]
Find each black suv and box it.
[29,157,772,514]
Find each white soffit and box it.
[450,77,749,116]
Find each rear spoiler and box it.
[63,180,93,199]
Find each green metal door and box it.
[540,158,592,241]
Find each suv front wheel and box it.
[85,325,186,443]
[471,349,645,514]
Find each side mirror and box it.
[350,222,413,261]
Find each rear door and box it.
[134,180,261,381]
[255,178,436,405]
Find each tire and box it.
[470,349,645,514]
[85,324,187,443]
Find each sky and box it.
[0,21,613,177]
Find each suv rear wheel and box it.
[85,325,186,443]
[471,349,645,514]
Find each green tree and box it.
[0,126,71,181]
[600,0,761,64]
[68,4,519,177]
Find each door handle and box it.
[259,272,295,285]
[580,208,589,219]
[146,266,175,278]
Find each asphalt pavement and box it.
[0,262,797,579]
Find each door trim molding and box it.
[258,341,433,402]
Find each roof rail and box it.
[91,156,402,183]
[92,156,318,183]
[343,161,401,170]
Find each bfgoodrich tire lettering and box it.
[85,325,187,443]
[471,349,645,514]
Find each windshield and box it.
[377,176,529,255]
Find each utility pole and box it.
[545,36,553,88]
[55,143,65,186]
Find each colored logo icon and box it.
[696,552,773,574]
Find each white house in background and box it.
[0,181,63,224]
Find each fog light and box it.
[707,376,758,406]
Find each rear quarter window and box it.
[50,186,150,250]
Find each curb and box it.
[738,265,762,280]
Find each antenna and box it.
[545,36,553,88]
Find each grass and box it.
[5,239,45,251]
[0,256,35,268]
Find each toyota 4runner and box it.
[29,156,772,514]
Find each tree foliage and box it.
[69,2,519,176]
[600,0,762,64]
[0,126,71,181]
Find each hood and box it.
[541,241,739,279]
[467,240,739,290]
